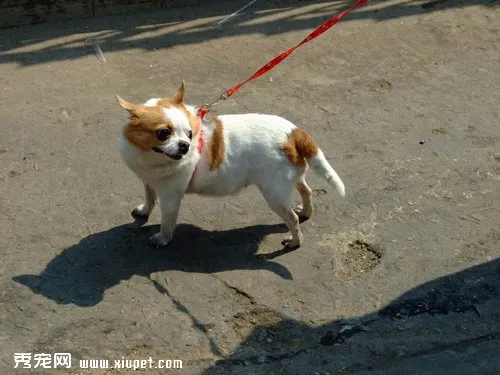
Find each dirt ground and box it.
[0,0,499,374]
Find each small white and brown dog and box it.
[117,82,345,249]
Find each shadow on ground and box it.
[203,258,500,374]
[0,0,497,66]
[13,221,294,307]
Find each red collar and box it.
[197,105,208,120]
[197,129,204,154]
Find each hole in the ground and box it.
[341,240,383,276]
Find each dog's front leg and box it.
[148,191,182,248]
[132,183,156,218]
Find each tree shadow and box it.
[349,0,499,22]
[12,221,294,307]
[203,257,500,373]
[0,0,497,67]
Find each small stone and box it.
[257,356,266,363]
[395,345,409,357]
[340,324,354,333]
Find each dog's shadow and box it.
[13,221,294,307]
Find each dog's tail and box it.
[308,150,345,197]
[285,128,345,197]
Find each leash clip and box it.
[197,90,229,120]
[219,91,228,101]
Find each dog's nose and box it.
[178,141,190,154]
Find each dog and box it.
[117,82,345,249]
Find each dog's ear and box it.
[116,95,138,113]
[169,81,185,104]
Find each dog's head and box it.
[117,81,200,161]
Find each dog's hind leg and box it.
[281,208,302,248]
[294,176,313,219]
[260,185,303,249]
[132,183,156,218]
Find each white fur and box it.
[120,104,345,248]
[144,98,160,106]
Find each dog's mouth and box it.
[152,147,182,160]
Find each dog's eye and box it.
[155,128,171,142]
[187,130,193,140]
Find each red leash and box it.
[198,0,368,119]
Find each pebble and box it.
[395,345,409,357]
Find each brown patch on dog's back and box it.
[123,105,174,151]
[206,113,225,171]
[281,128,319,167]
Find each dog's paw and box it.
[294,204,312,220]
[148,233,171,248]
[281,237,301,249]
[131,204,151,218]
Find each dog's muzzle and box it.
[152,147,182,160]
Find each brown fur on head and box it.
[116,81,200,152]
[116,101,175,151]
